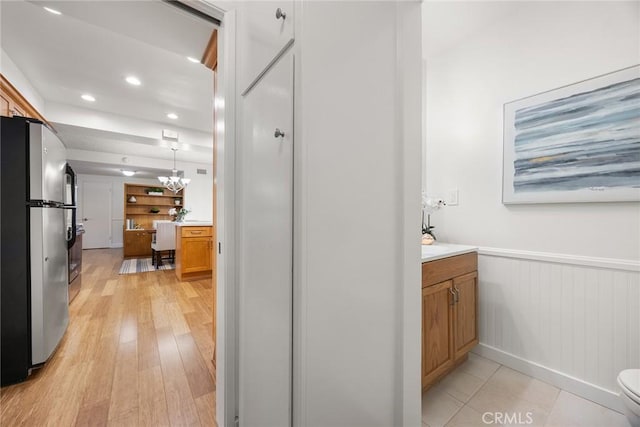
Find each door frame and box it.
[185,2,237,427]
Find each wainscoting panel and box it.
[476,248,640,412]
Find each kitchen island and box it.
[421,242,479,390]
[175,222,214,281]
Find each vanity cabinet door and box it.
[453,272,479,359]
[422,280,455,388]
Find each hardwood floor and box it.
[0,249,216,426]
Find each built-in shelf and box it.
[126,193,183,199]
[123,183,185,258]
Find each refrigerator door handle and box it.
[64,164,77,249]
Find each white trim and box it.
[479,247,640,272]
[397,2,423,426]
[473,343,626,414]
[182,0,225,22]
[213,8,238,427]
[292,1,306,425]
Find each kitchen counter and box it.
[175,222,213,227]
[421,242,477,262]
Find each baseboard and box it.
[110,243,123,249]
[473,343,626,414]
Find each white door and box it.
[239,0,294,91]
[239,52,293,426]
[81,181,111,249]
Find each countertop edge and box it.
[421,245,478,263]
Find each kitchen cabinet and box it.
[123,230,153,258]
[175,225,213,281]
[239,0,294,92]
[0,74,48,124]
[422,252,478,390]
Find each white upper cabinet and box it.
[238,1,294,93]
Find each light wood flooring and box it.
[0,249,216,426]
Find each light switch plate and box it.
[447,189,459,206]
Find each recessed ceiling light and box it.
[187,56,200,63]
[121,170,136,177]
[81,94,96,102]
[43,6,62,15]
[125,76,141,86]
[167,113,178,120]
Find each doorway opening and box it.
[0,1,224,425]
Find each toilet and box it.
[618,369,640,427]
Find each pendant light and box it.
[158,148,190,193]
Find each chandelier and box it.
[158,148,191,193]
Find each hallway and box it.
[0,249,216,426]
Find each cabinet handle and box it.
[274,128,285,138]
[190,230,203,234]
[449,287,456,305]
[275,7,286,20]
[453,286,460,304]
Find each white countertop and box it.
[421,242,477,263]
[174,222,213,227]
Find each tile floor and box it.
[422,353,631,427]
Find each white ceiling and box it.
[1,0,216,132]
[422,1,520,58]
[54,122,212,163]
[68,159,173,180]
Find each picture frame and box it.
[502,65,640,204]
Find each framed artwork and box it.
[503,65,640,204]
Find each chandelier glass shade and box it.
[158,149,191,193]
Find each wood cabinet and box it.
[422,252,478,390]
[123,230,154,258]
[0,74,48,124]
[175,225,213,281]
[453,272,478,359]
[123,183,185,258]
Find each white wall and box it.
[424,0,640,411]
[77,174,159,247]
[296,3,422,426]
[77,168,211,248]
[69,150,213,223]
[0,48,45,113]
[425,1,640,260]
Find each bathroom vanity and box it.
[422,243,478,390]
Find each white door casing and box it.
[81,181,111,249]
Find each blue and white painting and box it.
[503,65,640,204]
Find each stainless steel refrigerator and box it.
[1,116,73,386]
